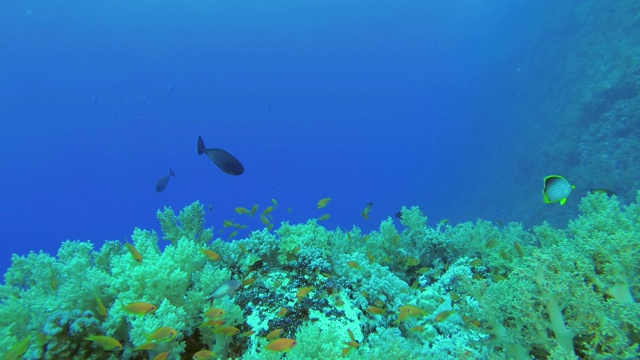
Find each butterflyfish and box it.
[542,175,574,205]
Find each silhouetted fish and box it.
[197,136,245,175]
[155,169,176,192]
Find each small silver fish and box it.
[207,280,241,303]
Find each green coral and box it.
[157,201,213,245]
[1,192,639,359]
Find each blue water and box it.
[1,1,550,274]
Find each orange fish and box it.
[213,326,240,336]
[434,310,455,322]
[277,307,288,317]
[317,197,331,209]
[124,243,142,263]
[360,202,373,220]
[122,302,156,316]
[152,352,169,360]
[146,326,177,343]
[242,277,256,286]
[265,338,297,352]
[485,239,498,248]
[395,307,411,325]
[95,293,107,317]
[296,286,315,302]
[366,251,375,264]
[84,335,123,351]
[192,349,216,359]
[367,306,385,315]
[133,342,156,351]
[5,336,30,359]
[204,308,225,318]
[399,305,426,318]
[235,207,250,215]
[199,319,225,328]
[49,269,58,291]
[346,329,358,347]
[469,258,482,266]
[347,261,360,269]
[200,249,220,261]
[513,241,523,257]
[265,328,283,341]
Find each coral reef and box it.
[1,192,638,359]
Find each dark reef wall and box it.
[500,0,640,227]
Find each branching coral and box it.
[1,192,638,359]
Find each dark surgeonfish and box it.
[197,136,245,175]
[155,169,176,192]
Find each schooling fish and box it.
[197,136,244,175]
[155,169,175,192]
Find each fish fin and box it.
[169,169,176,177]
[197,136,206,155]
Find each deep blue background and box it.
[0,1,545,273]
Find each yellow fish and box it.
[361,201,373,220]
[367,306,385,315]
[296,286,315,302]
[213,326,240,336]
[277,307,288,317]
[146,326,177,343]
[49,269,58,291]
[122,302,157,316]
[85,335,123,351]
[318,213,330,221]
[152,352,169,360]
[124,242,142,263]
[265,338,297,352]
[199,319,225,328]
[193,350,216,360]
[434,310,455,322]
[469,258,482,266]
[204,307,225,318]
[200,249,220,261]
[405,257,420,267]
[95,292,107,317]
[317,197,331,208]
[347,261,361,269]
[265,328,283,341]
[4,336,30,359]
[133,342,156,351]
[235,207,250,215]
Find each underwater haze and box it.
[1,0,640,359]
[1,0,543,272]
